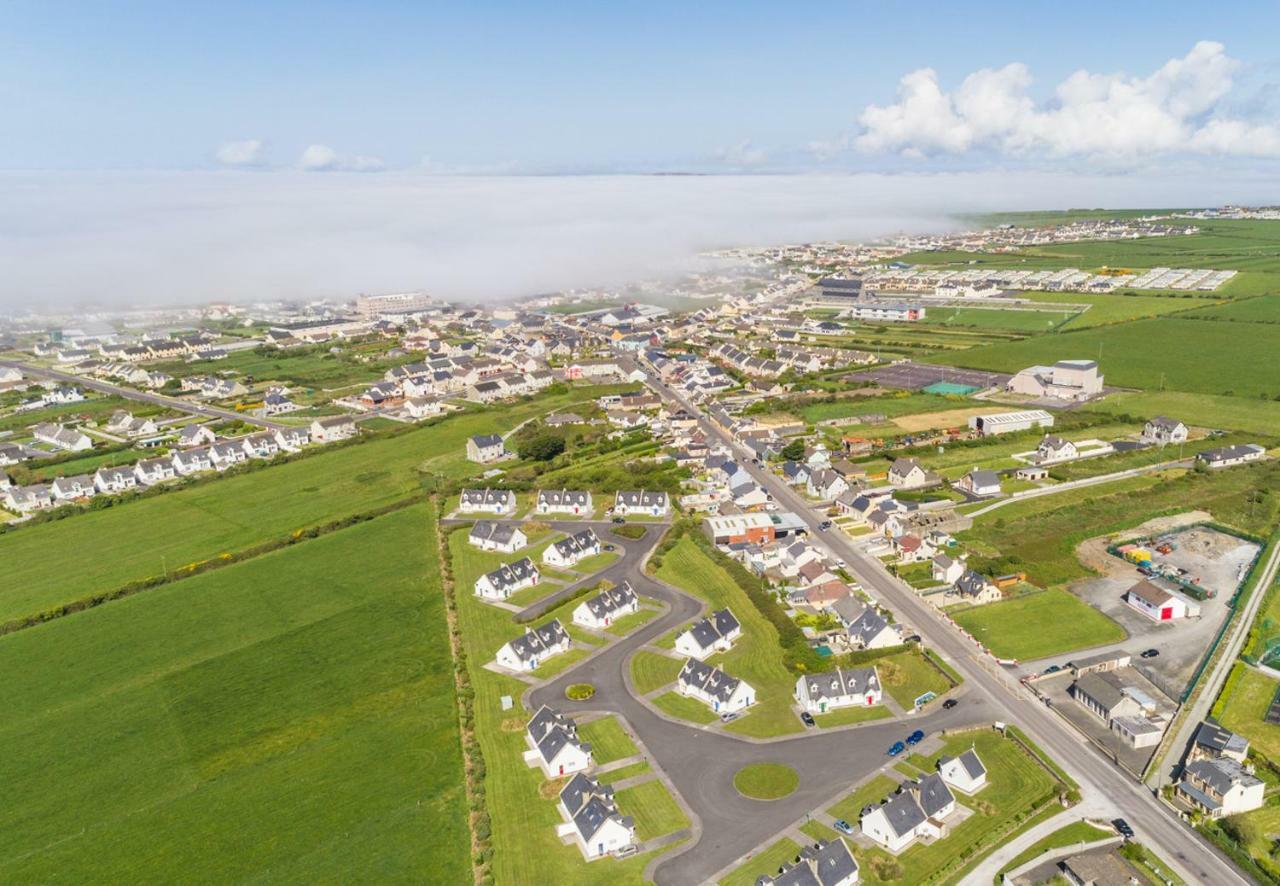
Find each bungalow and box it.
[134,455,177,485]
[887,457,930,489]
[795,666,882,714]
[1142,416,1189,446]
[1035,435,1078,463]
[32,423,93,452]
[937,749,988,794]
[468,520,528,554]
[209,440,249,470]
[4,483,53,512]
[51,474,96,501]
[93,465,138,494]
[892,533,933,563]
[1124,579,1200,622]
[524,706,593,778]
[614,489,669,517]
[676,659,754,713]
[240,431,281,459]
[474,557,541,600]
[536,489,593,516]
[1197,443,1266,469]
[860,774,956,854]
[495,619,571,671]
[801,579,854,610]
[954,469,1001,498]
[458,487,517,515]
[674,608,742,659]
[466,433,508,464]
[273,426,310,451]
[866,508,906,538]
[843,604,901,650]
[310,415,358,443]
[104,411,159,438]
[544,529,603,568]
[556,773,636,860]
[1013,465,1049,481]
[1177,758,1265,818]
[931,553,965,585]
[572,581,640,629]
[756,839,859,886]
[170,447,213,475]
[176,424,216,448]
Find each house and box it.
[468,520,528,554]
[467,433,509,464]
[1069,669,1172,748]
[887,457,930,489]
[802,579,854,610]
[50,474,96,501]
[573,581,640,629]
[209,440,249,470]
[104,411,159,438]
[524,706,593,778]
[32,423,93,452]
[674,609,742,659]
[807,468,850,500]
[1142,416,1189,446]
[556,773,636,860]
[952,570,1001,605]
[937,749,987,794]
[1013,465,1049,481]
[1035,435,1078,463]
[134,455,177,485]
[780,461,811,486]
[458,487,517,515]
[170,447,214,475]
[614,489,669,517]
[474,557,541,600]
[1124,579,1200,622]
[1006,359,1104,401]
[93,465,138,494]
[536,489,593,516]
[240,431,281,459]
[795,667,882,714]
[4,483,54,512]
[892,534,932,563]
[403,396,443,419]
[843,605,901,650]
[310,415,358,442]
[261,392,300,415]
[676,658,754,712]
[1189,722,1250,765]
[273,426,310,451]
[931,554,965,585]
[954,469,1001,498]
[1177,758,1265,818]
[755,838,860,886]
[495,619,571,671]
[1197,443,1266,468]
[860,774,955,853]
[176,424,216,448]
[544,529,602,568]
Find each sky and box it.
[3,2,1280,307]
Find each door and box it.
[558,764,564,775]
[819,701,826,713]
[1161,606,1173,620]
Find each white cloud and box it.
[298,144,386,172]
[215,139,266,167]
[855,41,1280,161]
[715,140,768,168]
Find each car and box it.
[612,516,625,524]
[1141,648,1160,659]
[1112,818,1134,839]
[1043,664,1062,674]
[720,711,741,723]
[887,741,906,756]
[818,520,833,530]
[603,543,616,552]
[942,698,958,710]
[906,729,925,745]
[832,819,855,836]
[834,559,846,569]
[614,845,639,859]
[800,712,816,728]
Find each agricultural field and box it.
[1214,664,1280,764]
[0,503,470,882]
[1087,390,1280,436]
[949,589,1125,661]
[0,393,137,435]
[1019,291,1217,329]
[1181,295,1280,323]
[798,392,972,424]
[921,306,1076,333]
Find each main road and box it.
[629,358,1248,886]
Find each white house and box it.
[937,749,988,794]
[468,520,528,554]
[614,489,669,517]
[676,658,754,713]
[240,431,281,459]
[807,468,850,501]
[1124,579,1199,622]
[954,469,1001,498]
[134,456,177,485]
[176,424,217,448]
[273,426,311,452]
[931,553,966,585]
[475,557,541,600]
[1177,758,1265,818]
[92,465,138,494]
[756,839,859,886]
[1142,416,1188,446]
[557,773,636,860]
[1198,443,1266,468]
[674,609,742,659]
[495,619,572,671]
[543,529,602,568]
[887,457,930,489]
[50,474,95,501]
[860,774,956,854]
[170,447,213,475]
[524,706,593,778]
[310,415,358,443]
[572,581,640,629]
[795,667,882,714]
[458,487,517,515]
[1035,435,1078,463]
[466,433,508,464]
[32,423,93,452]
[209,440,249,470]
[536,489,593,516]
[1006,359,1104,401]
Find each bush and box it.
[518,432,566,462]
[565,683,596,701]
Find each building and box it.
[860,774,956,854]
[1006,359,1104,401]
[32,423,93,452]
[356,291,435,318]
[755,838,859,886]
[968,409,1055,437]
[468,520,528,554]
[1189,722,1250,765]
[1123,579,1200,622]
[458,487,517,515]
[573,581,640,629]
[1197,443,1266,468]
[467,434,509,464]
[1035,435,1078,463]
[887,457,931,489]
[842,301,926,322]
[556,773,636,860]
[676,659,754,713]
[543,529,602,568]
[954,469,1001,498]
[1142,416,1189,446]
[475,557,541,600]
[614,489,669,517]
[673,609,742,659]
[794,667,882,714]
[937,750,987,794]
[536,489,593,515]
[93,465,138,494]
[495,619,571,671]
[931,554,965,585]
[1177,758,1265,818]
[952,570,1001,605]
[309,415,358,442]
[704,512,776,545]
[1069,669,1171,749]
[524,706,593,778]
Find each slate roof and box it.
[913,773,955,818]
[678,608,741,652]
[868,790,926,839]
[1184,757,1262,795]
[758,838,859,886]
[616,489,668,508]
[550,528,601,560]
[580,581,638,621]
[471,433,503,448]
[504,618,569,665]
[470,520,522,547]
[537,488,591,508]
[848,607,893,647]
[800,667,880,703]
[460,487,515,509]
[678,658,743,704]
[481,557,540,592]
[1193,722,1250,758]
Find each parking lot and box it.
[860,361,1010,392]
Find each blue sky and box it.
[4,1,1279,172]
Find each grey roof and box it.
[1040,434,1071,451]
[1071,671,1129,713]
[559,773,632,843]
[481,557,540,592]
[470,520,522,546]
[1148,415,1185,430]
[551,528,601,559]
[963,469,1000,487]
[581,581,638,620]
[1184,757,1262,795]
[460,487,515,508]
[759,838,858,886]
[890,457,923,476]
[829,595,865,627]
[537,488,591,508]
[527,705,590,766]
[801,667,880,703]
[679,608,740,652]
[1193,721,1250,758]
[953,749,987,781]
[1199,443,1266,463]
[504,618,569,665]
[848,608,893,646]
[678,658,743,704]
[869,790,926,839]
[954,570,992,597]
[616,489,668,507]
[471,433,503,448]
[913,773,954,818]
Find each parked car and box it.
[819,520,833,531]
[833,819,855,836]
[800,712,816,728]
[1141,648,1160,659]
[603,544,616,552]
[887,741,906,756]
[906,729,925,745]
[612,516,625,524]
[835,559,846,569]
[614,845,639,859]
[1113,818,1134,839]
[942,699,958,710]
[1043,664,1062,674]
[720,711,741,723]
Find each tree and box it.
[780,439,806,461]
[518,433,565,462]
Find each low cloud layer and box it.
[298,144,386,172]
[3,169,1280,311]
[215,139,266,168]
[856,41,1280,161]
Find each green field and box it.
[1088,390,1280,435]
[950,589,1125,661]
[0,394,138,435]
[797,392,969,424]
[923,306,1074,333]
[652,690,719,724]
[1182,295,1280,323]
[732,763,799,800]
[151,342,406,392]
[1215,664,1280,763]
[614,779,690,840]
[813,704,893,728]
[0,503,470,881]
[826,774,900,825]
[1019,291,1216,329]
[653,536,803,737]
[876,648,953,708]
[631,650,684,694]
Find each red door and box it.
[1161,606,1173,620]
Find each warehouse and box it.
[968,409,1055,436]
[704,512,776,545]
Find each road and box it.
[0,359,287,430]
[631,359,1249,886]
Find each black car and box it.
[942,698,958,710]
[818,520,833,531]
[1140,648,1160,659]
[1112,818,1134,839]
[800,712,816,728]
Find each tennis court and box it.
[922,381,980,396]
[862,361,1009,392]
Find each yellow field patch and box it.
[892,407,992,433]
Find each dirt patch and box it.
[1074,511,1212,578]
[891,407,993,433]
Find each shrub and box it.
[565,683,596,701]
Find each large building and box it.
[355,291,435,318]
[1006,359,1104,401]
[703,512,776,545]
[968,409,1055,436]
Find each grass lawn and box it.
[1089,390,1280,436]
[605,606,660,637]
[652,690,719,724]
[531,647,592,679]
[1214,664,1280,763]
[631,650,684,694]
[569,550,620,576]
[578,716,639,765]
[654,537,803,738]
[997,819,1112,877]
[597,761,652,784]
[799,393,969,424]
[799,820,839,843]
[0,503,470,882]
[825,775,900,827]
[614,779,690,841]
[950,590,1125,660]
[922,306,1074,333]
[876,649,954,708]
[813,705,893,728]
[733,763,799,800]
[719,837,803,886]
